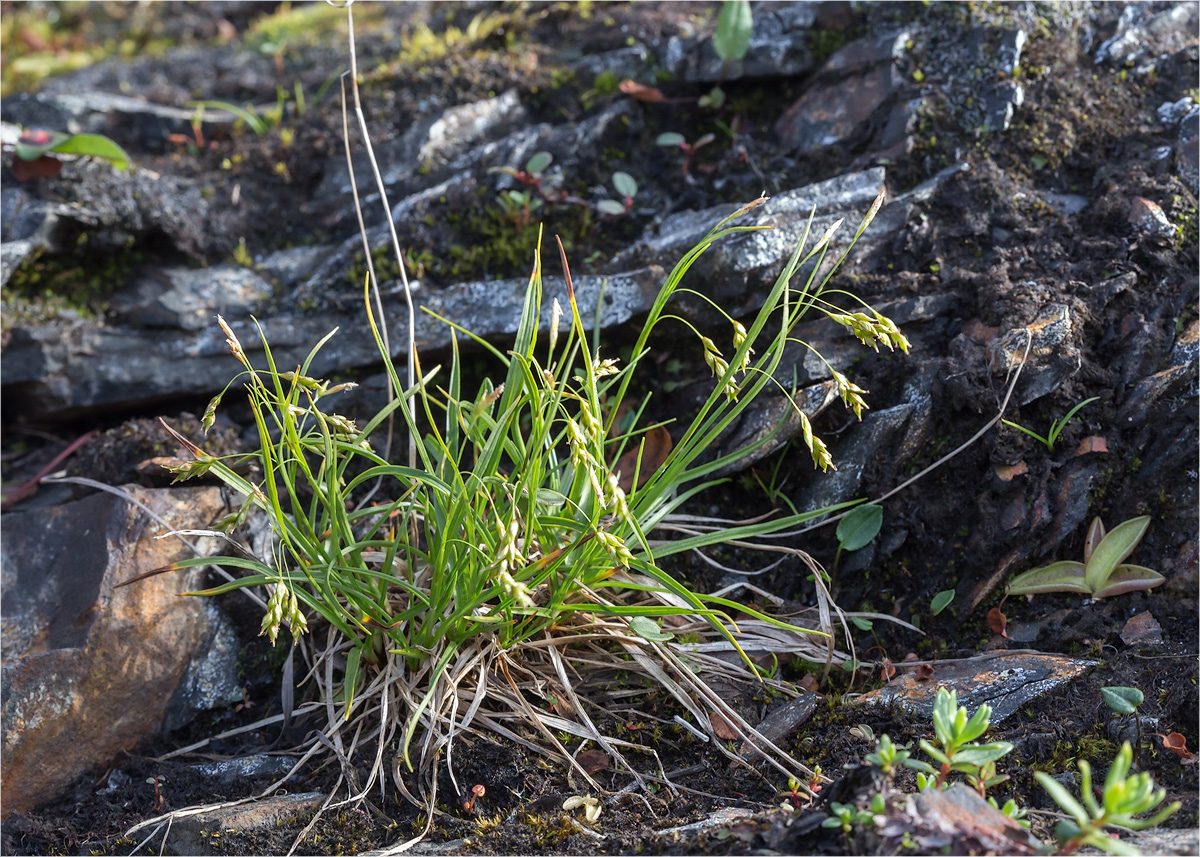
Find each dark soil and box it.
[2,2,1197,855]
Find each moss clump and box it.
[2,244,143,331]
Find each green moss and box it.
[2,243,146,331]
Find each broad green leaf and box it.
[930,588,955,616]
[1006,560,1089,596]
[836,503,882,551]
[49,133,131,169]
[656,131,685,147]
[1037,771,1090,825]
[1101,687,1143,715]
[850,616,873,631]
[596,199,627,216]
[525,151,552,175]
[1092,564,1166,598]
[713,0,753,62]
[628,615,673,641]
[612,171,638,198]
[1084,516,1149,594]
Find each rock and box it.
[712,381,838,478]
[1,485,238,818]
[0,181,87,287]
[108,264,274,331]
[879,784,1043,855]
[161,792,325,856]
[0,91,238,154]
[989,304,1081,405]
[823,29,910,74]
[656,807,756,839]
[187,754,298,786]
[776,64,903,151]
[1157,96,1196,125]
[1094,3,1200,69]
[738,692,819,761]
[982,80,1024,133]
[1127,196,1175,241]
[856,651,1097,724]
[1120,610,1163,646]
[662,3,817,84]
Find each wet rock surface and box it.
[1,2,1196,854]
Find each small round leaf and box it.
[596,199,627,216]
[612,171,638,198]
[656,132,685,147]
[836,504,883,552]
[1101,686,1144,715]
[525,151,552,175]
[930,589,955,616]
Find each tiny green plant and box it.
[656,131,716,177]
[1035,741,1180,855]
[866,733,927,778]
[1002,396,1098,452]
[596,172,638,216]
[917,687,1014,793]
[1006,516,1165,599]
[13,128,130,170]
[700,0,752,109]
[188,99,276,136]
[822,795,885,835]
[1102,686,1146,762]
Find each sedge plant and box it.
[145,6,909,827]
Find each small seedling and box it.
[1102,686,1145,763]
[822,795,885,835]
[918,687,1014,793]
[1002,396,1098,451]
[596,171,638,216]
[1006,516,1165,599]
[987,796,1030,828]
[1035,741,1179,855]
[701,0,752,109]
[866,733,927,778]
[656,131,716,176]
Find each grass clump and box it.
[149,4,909,841]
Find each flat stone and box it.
[776,64,902,151]
[187,755,298,786]
[163,792,325,856]
[1,485,234,818]
[1120,610,1163,646]
[739,692,819,760]
[0,91,237,154]
[108,264,274,331]
[712,381,838,478]
[823,29,910,74]
[989,303,1081,405]
[856,651,1096,724]
[1127,196,1175,240]
[879,783,1042,854]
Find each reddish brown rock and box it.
[1,485,228,818]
